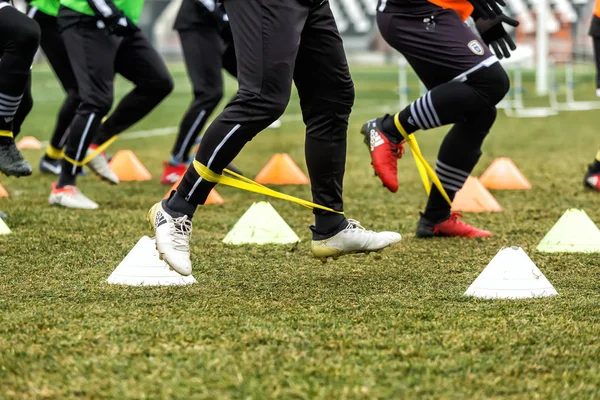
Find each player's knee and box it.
[194,89,224,111]
[468,63,510,106]
[154,75,174,99]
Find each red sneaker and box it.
[584,165,600,191]
[416,212,492,238]
[360,118,404,193]
[160,161,187,185]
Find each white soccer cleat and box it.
[86,148,119,185]
[311,219,401,259]
[147,201,193,276]
[48,183,99,210]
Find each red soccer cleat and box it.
[416,212,492,238]
[360,118,405,193]
[160,161,187,185]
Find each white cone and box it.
[464,247,558,299]
[107,236,197,286]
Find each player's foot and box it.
[160,161,187,185]
[311,219,401,259]
[147,200,192,276]
[0,141,32,177]
[416,212,491,238]
[48,183,99,210]
[86,148,119,184]
[584,165,600,191]
[39,156,62,175]
[360,118,404,193]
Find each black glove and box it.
[468,0,506,20]
[104,12,139,37]
[475,14,519,59]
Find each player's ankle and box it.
[166,191,196,218]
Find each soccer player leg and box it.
[0,3,40,177]
[163,28,225,185]
[363,8,505,193]
[12,75,34,140]
[86,30,173,184]
[148,0,308,275]
[33,9,81,174]
[50,25,117,209]
[294,2,401,258]
[415,66,509,238]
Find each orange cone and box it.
[255,153,309,185]
[479,158,532,190]
[0,183,8,197]
[108,150,152,181]
[451,176,502,213]
[163,176,224,204]
[16,136,42,150]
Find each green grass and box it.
[1,63,599,399]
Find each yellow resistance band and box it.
[393,114,452,206]
[63,135,118,167]
[0,130,14,139]
[193,160,344,214]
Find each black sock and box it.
[311,213,348,240]
[591,150,600,173]
[57,158,77,188]
[166,191,197,218]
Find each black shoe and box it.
[0,141,32,177]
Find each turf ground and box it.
[1,63,599,399]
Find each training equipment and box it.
[0,217,11,235]
[537,209,600,253]
[479,158,532,190]
[311,219,401,259]
[108,150,151,182]
[254,153,309,185]
[0,183,8,197]
[107,236,197,286]
[87,148,120,184]
[416,212,492,238]
[451,177,502,212]
[48,183,98,210]
[465,247,558,299]
[16,136,42,150]
[223,201,300,245]
[147,201,193,276]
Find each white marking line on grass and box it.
[37,105,392,146]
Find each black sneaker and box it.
[0,141,32,177]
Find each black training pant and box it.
[59,21,173,176]
[590,16,600,90]
[170,27,236,162]
[178,0,354,214]
[0,2,40,136]
[28,7,80,151]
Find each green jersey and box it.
[59,0,144,23]
[30,0,60,17]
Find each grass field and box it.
[1,63,599,399]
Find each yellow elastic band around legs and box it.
[0,130,14,139]
[193,160,344,214]
[45,145,64,159]
[63,135,118,167]
[393,114,452,206]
